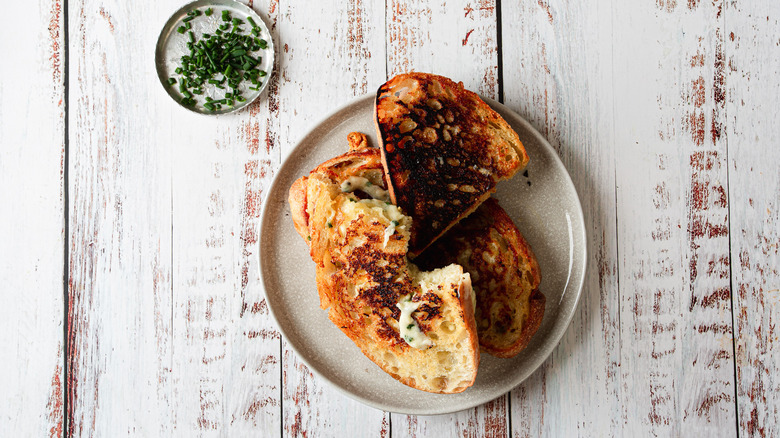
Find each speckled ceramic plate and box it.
[259,94,586,415]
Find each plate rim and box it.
[258,93,587,415]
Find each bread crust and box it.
[416,198,544,358]
[288,133,385,242]
[288,134,480,393]
[375,72,529,257]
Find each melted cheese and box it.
[340,176,390,202]
[383,223,396,247]
[397,295,432,349]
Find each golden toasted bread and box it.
[415,198,544,358]
[375,72,529,257]
[289,133,388,243]
[288,134,480,393]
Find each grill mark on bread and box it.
[376,72,529,256]
[344,239,404,281]
[287,135,480,393]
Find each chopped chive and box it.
[169,7,271,110]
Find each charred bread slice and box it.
[415,198,544,358]
[375,72,529,257]
[288,134,480,393]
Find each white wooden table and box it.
[2,0,778,436]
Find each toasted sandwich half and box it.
[375,72,529,257]
[288,133,480,393]
[415,198,544,358]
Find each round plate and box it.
[259,94,586,415]
[155,0,274,115]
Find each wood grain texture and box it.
[501,0,622,436]
[170,0,282,435]
[504,0,739,436]
[387,0,499,97]
[67,1,174,435]
[0,0,64,436]
[385,1,507,436]
[274,0,390,436]
[726,1,780,436]
[13,0,780,435]
[613,1,735,435]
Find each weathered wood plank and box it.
[726,1,780,436]
[67,1,174,435]
[168,0,282,435]
[385,1,507,436]
[386,0,499,97]
[274,0,390,436]
[0,0,65,436]
[169,106,282,435]
[612,0,735,435]
[501,0,621,436]
[393,398,507,438]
